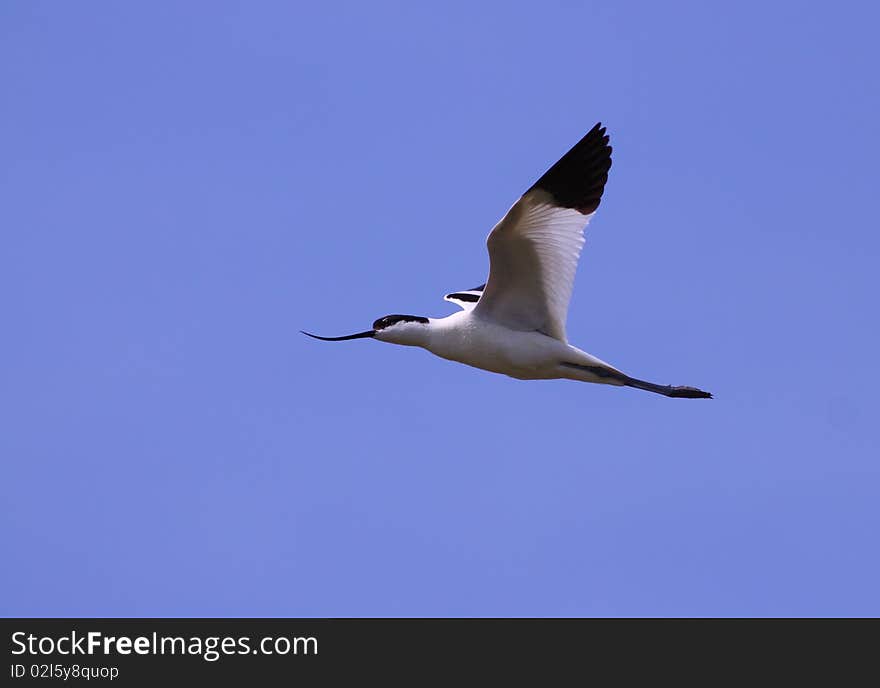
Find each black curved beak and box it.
[300,330,376,342]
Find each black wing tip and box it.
[444,284,485,303]
[529,121,613,215]
[445,292,480,303]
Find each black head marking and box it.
[372,314,430,330]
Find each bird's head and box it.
[371,315,431,346]
[301,314,431,347]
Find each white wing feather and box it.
[473,188,593,342]
[444,295,478,311]
[443,285,485,311]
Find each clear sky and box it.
[2,1,878,617]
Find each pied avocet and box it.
[303,123,711,399]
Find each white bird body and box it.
[305,123,711,399]
[378,310,621,383]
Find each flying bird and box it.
[304,123,711,399]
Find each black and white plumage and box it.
[444,284,485,310]
[304,123,711,399]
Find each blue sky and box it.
[2,1,878,617]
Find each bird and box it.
[303,123,711,399]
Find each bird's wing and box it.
[443,283,485,311]
[473,122,612,342]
